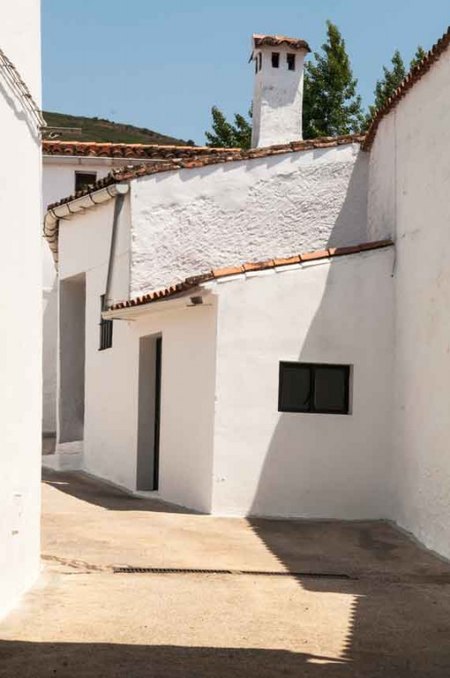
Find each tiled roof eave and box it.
[47,133,365,211]
[107,240,393,313]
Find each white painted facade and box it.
[46,33,450,560]
[0,0,42,617]
[251,41,308,147]
[130,144,368,296]
[42,155,147,438]
[368,51,450,559]
[211,249,394,517]
[49,139,380,516]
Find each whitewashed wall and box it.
[0,0,42,618]
[369,53,450,559]
[130,143,369,296]
[210,248,395,517]
[251,45,306,147]
[59,197,217,508]
[89,303,217,512]
[42,157,119,436]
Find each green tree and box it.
[205,106,251,148]
[410,45,427,69]
[366,50,406,121]
[366,46,426,125]
[303,21,365,138]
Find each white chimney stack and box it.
[251,34,310,148]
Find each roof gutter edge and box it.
[43,182,129,266]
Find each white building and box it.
[0,0,43,617]
[44,30,450,560]
[41,142,240,447]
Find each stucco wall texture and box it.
[0,0,42,618]
[368,53,450,560]
[130,143,368,297]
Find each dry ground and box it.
[0,470,449,677]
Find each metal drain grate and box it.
[113,566,353,579]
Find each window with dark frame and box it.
[258,52,262,70]
[75,171,97,193]
[278,362,350,414]
[99,294,113,351]
[287,53,296,71]
[271,52,280,68]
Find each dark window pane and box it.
[271,52,280,68]
[314,366,349,413]
[279,364,311,412]
[75,172,97,193]
[287,53,296,71]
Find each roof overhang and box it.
[102,286,212,320]
[43,182,129,265]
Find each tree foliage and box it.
[410,45,427,69]
[205,106,251,148]
[303,21,365,138]
[205,21,429,146]
[366,46,427,124]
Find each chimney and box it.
[251,34,310,148]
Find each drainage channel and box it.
[113,567,355,580]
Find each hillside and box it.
[43,111,192,145]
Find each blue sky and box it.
[42,1,449,144]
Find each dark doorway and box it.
[136,335,162,491]
[59,273,86,443]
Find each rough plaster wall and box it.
[130,145,369,297]
[389,54,450,559]
[251,46,306,147]
[211,249,394,517]
[0,0,42,618]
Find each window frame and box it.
[271,52,280,68]
[278,361,351,415]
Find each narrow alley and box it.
[0,470,449,677]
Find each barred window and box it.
[99,295,113,350]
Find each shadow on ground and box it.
[42,468,197,514]
[1,639,447,678]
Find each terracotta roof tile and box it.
[363,25,450,150]
[271,254,302,267]
[300,249,330,262]
[107,240,393,312]
[253,34,311,52]
[243,260,275,272]
[43,140,240,160]
[47,133,365,211]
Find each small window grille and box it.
[278,362,350,414]
[287,53,296,71]
[271,52,280,68]
[99,295,113,350]
[75,171,97,193]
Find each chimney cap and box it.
[252,34,311,52]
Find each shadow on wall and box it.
[249,151,390,521]
[244,155,394,672]
[327,151,369,248]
